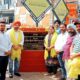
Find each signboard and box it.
[53,0,69,22]
[21,0,51,26]
[24,32,47,50]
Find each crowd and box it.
[0,17,80,80]
[44,20,80,80]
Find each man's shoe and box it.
[9,74,13,78]
[14,73,21,77]
[60,78,66,80]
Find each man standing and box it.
[0,18,12,80]
[68,21,80,80]
[55,24,68,80]
[62,24,76,80]
[7,21,24,78]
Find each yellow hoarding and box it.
[54,0,68,22]
[25,0,50,17]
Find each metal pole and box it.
[36,21,38,27]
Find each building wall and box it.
[14,6,52,28]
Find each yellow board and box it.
[54,0,68,22]
[25,0,50,17]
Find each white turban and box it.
[67,24,76,31]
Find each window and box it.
[4,0,11,6]
[0,0,3,5]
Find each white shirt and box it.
[55,31,68,52]
[6,29,24,46]
[0,31,12,56]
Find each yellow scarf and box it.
[10,28,22,60]
[44,32,58,60]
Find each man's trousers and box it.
[0,56,8,80]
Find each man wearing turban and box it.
[68,21,80,80]
[7,21,24,78]
[62,23,76,80]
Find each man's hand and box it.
[12,45,20,50]
[18,44,22,47]
[70,55,76,60]
[56,51,60,54]
[70,53,80,60]
[46,47,51,51]
[5,50,11,56]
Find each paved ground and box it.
[6,71,61,80]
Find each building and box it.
[0,0,17,23]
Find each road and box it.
[6,72,61,80]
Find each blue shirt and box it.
[0,31,12,56]
[56,28,61,34]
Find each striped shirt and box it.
[72,33,80,53]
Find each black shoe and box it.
[9,74,13,78]
[60,78,66,80]
[14,73,21,77]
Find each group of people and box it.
[0,18,24,80]
[44,20,80,80]
[0,17,80,80]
